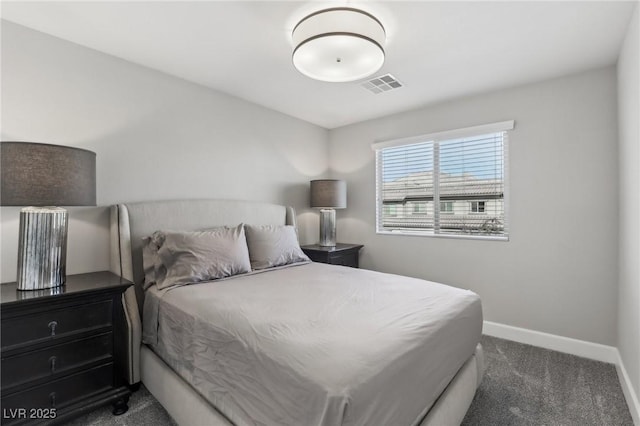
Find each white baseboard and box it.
[615,351,640,426]
[483,321,639,425]
[483,321,618,363]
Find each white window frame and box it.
[440,201,454,214]
[383,204,398,217]
[412,202,426,214]
[470,201,486,214]
[373,120,513,241]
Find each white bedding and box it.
[144,262,482,426]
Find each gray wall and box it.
[0,22,329,283]
[617,6,640,403]
[329,67,619,346]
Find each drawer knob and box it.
[49,392,56,408]
[48,321,58,336]
[49,356,57,372]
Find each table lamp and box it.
[310,179,347,247]
[1,142,96,290]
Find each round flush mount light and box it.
[292,7,386,83]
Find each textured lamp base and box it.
[17,207,68,290]
[319,208,336,247]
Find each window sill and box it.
[376,230,509,242]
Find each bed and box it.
[109,199,484,425]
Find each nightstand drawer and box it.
[328,252,358,267]
[305,251,327,264]
[1,332,113,391]
[1,300,112,350]
[302,243,363,268]
[1,363,113,420]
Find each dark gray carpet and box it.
[63,385,175,426]
[462,336,633,426]
[65,335,633,425]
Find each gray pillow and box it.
[245,225,310,270]
[156,224,251,290]
[141,231,166,290]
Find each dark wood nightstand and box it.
[301,243,364,268]
[0,271,132,425]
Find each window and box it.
[383,204,398,217]
[412,202,427,214]
[470,201,485,213]
[374,121,512,240]
[440,201,454,213]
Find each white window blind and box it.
[374,121,512,240]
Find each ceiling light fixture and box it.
[292,7,386,83]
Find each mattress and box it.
[143,262,482,426]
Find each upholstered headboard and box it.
[109,199,297,384]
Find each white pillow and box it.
[156,224,251,290]
[141,231,166,290]
[244,225,310,270]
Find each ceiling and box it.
[1,1,636,129]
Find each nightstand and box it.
[301,243,364,268]
[0,271,132,425]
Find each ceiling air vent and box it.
[361,74,403,94]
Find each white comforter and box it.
[144,262,482,426]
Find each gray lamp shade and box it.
[1,142,96,206]
[310,179,347,209]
